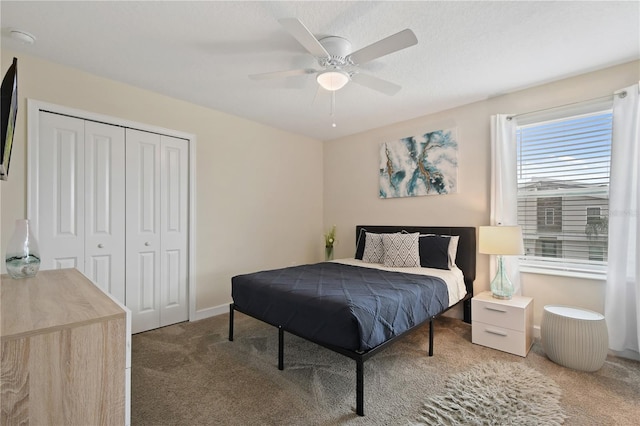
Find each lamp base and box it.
[490,255,514,300]
[491,293,512,300]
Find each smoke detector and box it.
[9,29,36,44]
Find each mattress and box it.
[332,258,467,307]
[231,260,464,352]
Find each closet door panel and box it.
[37,112,85,271]
[126,129,161,333]
[159,136,189,326]
[31,105,191,336]
[162,249,181,308]
[138,252,157,310]
[55,258,80,269]
[84,122,126,302]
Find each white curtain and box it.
[489,114,521,294]
[605,83,640,357]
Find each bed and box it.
[229,225,476,416]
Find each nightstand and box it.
[471,291,533,357]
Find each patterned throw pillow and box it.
[383,232,420,267]
[362,232,385,263]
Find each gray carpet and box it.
[132,313,640,425]
[417,360,565,425]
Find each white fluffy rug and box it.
[416,360,566,425]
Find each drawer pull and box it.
[484,306,507,313]
[485,328,508,337]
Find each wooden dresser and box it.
[1,268,130,425]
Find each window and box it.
[517,109,612,275]
[536,239,561,257]
[586,207,601,225]
[545,208,555,225]
[589,245,605,262]
[537,198,562,231]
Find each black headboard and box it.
[355,226,476,322]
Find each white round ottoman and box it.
[541,305,609,372]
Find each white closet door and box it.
[30,103,192,336]
[126,129,162,333]
[37,112,85,270]
[159,135,189,327]
[84,121,126,302]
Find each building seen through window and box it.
[517,110,612,270]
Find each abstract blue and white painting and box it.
[379,129,458,198]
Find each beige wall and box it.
[0,50,324,314]
[324,60,640,326]
[3,50,638,328]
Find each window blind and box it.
[516,111,612,269]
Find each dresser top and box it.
[473,290,533,309]
[1,268,125,341]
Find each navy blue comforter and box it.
[231,262,449,352]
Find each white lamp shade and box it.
[317,71,349,91]
[479,226,524,255]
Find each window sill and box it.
[519,265,606,281]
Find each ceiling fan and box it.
[250,18,418,96]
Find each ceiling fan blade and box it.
[350,73,402,96]
[347,29,418,66]
[249,68,317,80]
[278,18,330,58]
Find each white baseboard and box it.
[191,304,229,321]
[533,325,541,339]
[609,348,640,361]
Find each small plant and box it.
[324,225,336,248]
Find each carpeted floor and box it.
[131,313,640,425]
[417,360,565,425]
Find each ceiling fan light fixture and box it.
[317,70,349,91]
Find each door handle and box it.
[97,244,104,248]
[145,242,151,246]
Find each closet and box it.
[29,106,191,334]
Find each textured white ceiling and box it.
[1,1,639,141]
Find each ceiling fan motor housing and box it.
[318,36,352,68]
[250,19,413,96]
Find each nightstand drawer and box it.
[472,322,531,357]
[472,299,527,331]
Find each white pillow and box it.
[383,232,420,267]
[448,235,460,268]
[362,232,384,263]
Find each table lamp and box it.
[479,225,524,299]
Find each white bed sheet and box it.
[332,258,467,307]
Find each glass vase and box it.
[5,219,41,279]
[490,255,514,299]
[325,246,334,261]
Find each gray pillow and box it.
[362,232,385,263]
[383,232,420,267]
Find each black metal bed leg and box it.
[278,326,284,370]
[356,358,364,416]
[228,304,235,341]
[428,319,434,357]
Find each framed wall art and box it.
[379,128,458,198]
